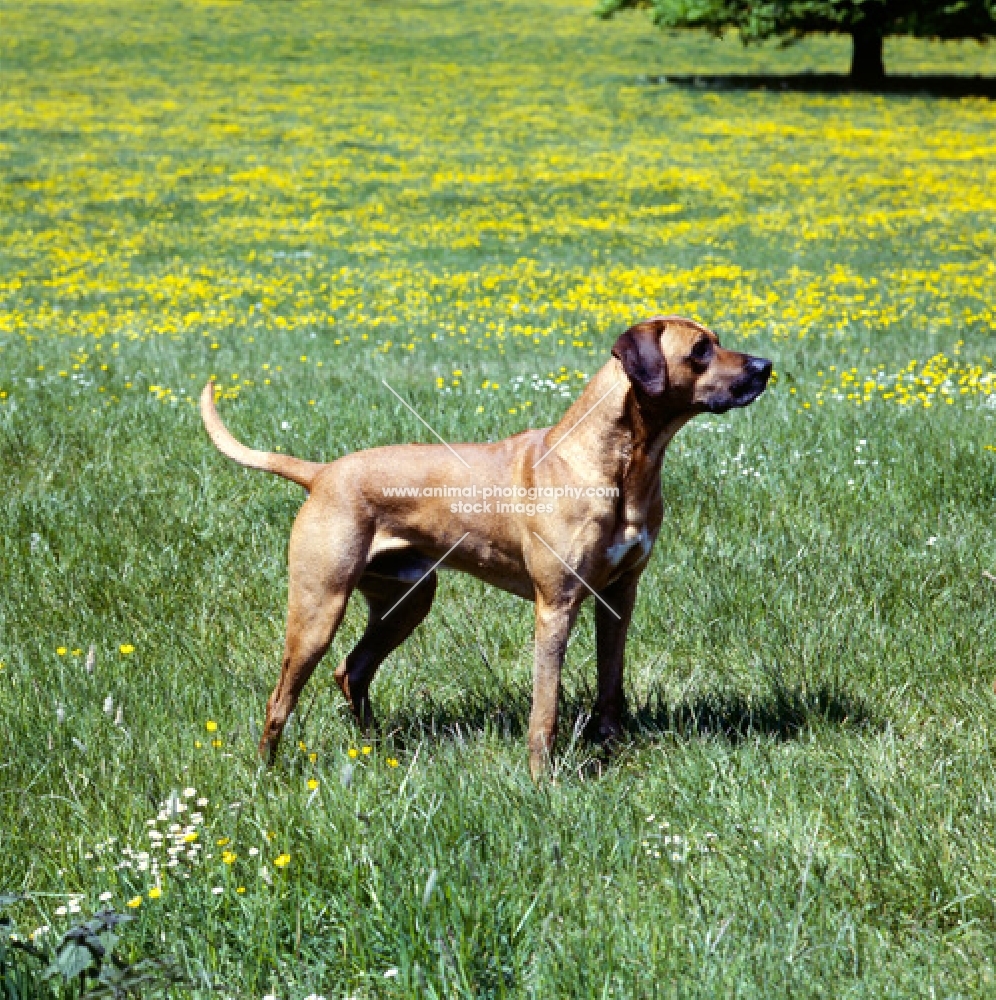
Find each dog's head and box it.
[612,316,771,416]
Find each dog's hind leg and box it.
[260,581,351,764]
[260,502,369,764]
[334,570,438,732]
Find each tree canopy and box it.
[597,0,996,81]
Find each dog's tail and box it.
[200,381,322,490]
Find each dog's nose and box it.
[747,356,772,380]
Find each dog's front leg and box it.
[529,596,582,781]
[591,570,642,743]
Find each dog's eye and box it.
[689,339,713,365]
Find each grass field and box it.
[3,0,996,996]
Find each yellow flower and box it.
[309,752,317,763]
[273,853,291,868]
[205,720,218,732]
[194,740,202,749]
[184,832,198,843]
[119,644,135,655]
[347,748,359,759]
[56,647,67,656]
[211,738,223,748]
[236,886,246,894]
[298,741,307,752]
[72,649,81,656]
[126,896,142,908]
[361,746,372,755]
[148,887,162,899]
[222,851,237,865]
[307,778,319,791]
[216,837,230,846]
[387,757,399,768]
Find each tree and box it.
[597,1,996,82]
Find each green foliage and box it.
[1,900,186,1000]
[598,0,996,47]
[44,911,129,987]
[1,896,48,1000]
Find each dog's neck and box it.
[544,358,693,503]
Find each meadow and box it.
[2,0,996,996]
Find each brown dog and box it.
[201,316,771,778]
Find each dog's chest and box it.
[605,523,654,573]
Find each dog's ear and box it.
[611,320,668,397]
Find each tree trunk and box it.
[850,27,885,83]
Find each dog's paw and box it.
[584,713,624,745]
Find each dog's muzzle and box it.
[705,356,772,413]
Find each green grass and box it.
[2,0,996,996]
